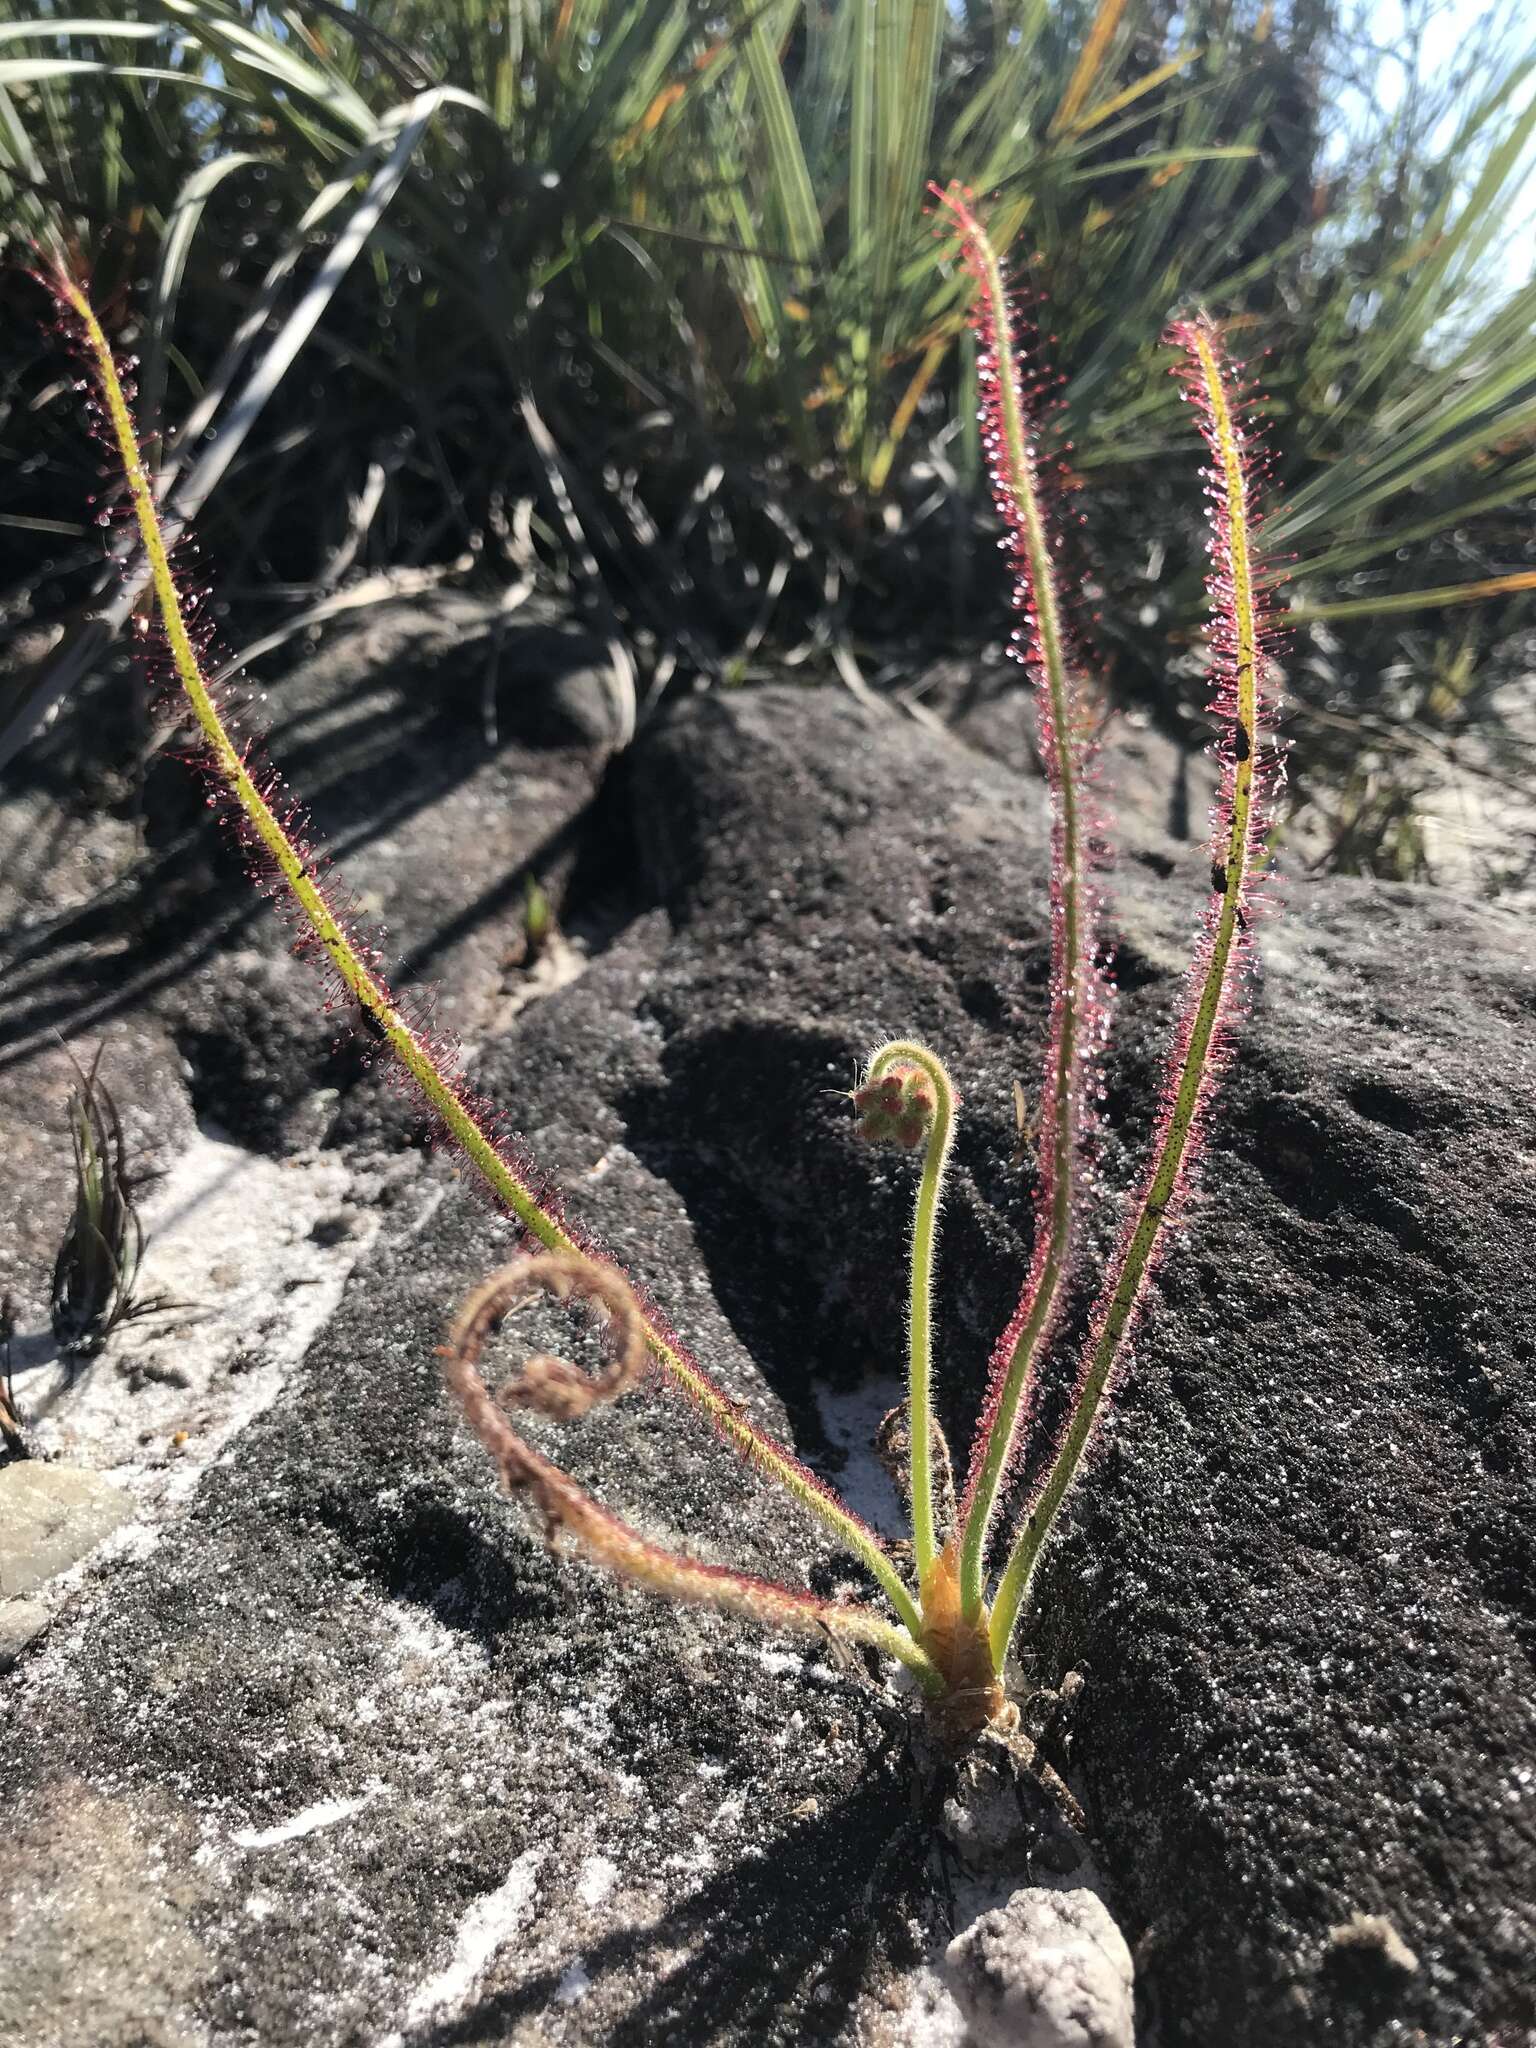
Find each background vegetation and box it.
[1,0,1532,883]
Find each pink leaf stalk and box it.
[47,263,933,1665]
[930,185,1111,1622]
[987,313,1281,1664]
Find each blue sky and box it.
[1338,0,1536,293]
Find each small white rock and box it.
[943,1885,1134,2048]
[0,1463,133,1597]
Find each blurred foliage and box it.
[0,0,1532,882]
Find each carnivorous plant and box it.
[44,179,1278,1742]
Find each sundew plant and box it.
[44,180,1277,1744]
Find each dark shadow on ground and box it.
[415,1758,925,2048]
[0,616,615,1075]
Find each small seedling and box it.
[46,175,1278,1742]
[521,876,554,961]
[501,874,556,973]
[49,1044,175,1360]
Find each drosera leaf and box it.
[928,183,1112,1627]
[987,311,1284,1668]
[47,258,929,1657]
[441,1250,942,1689]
